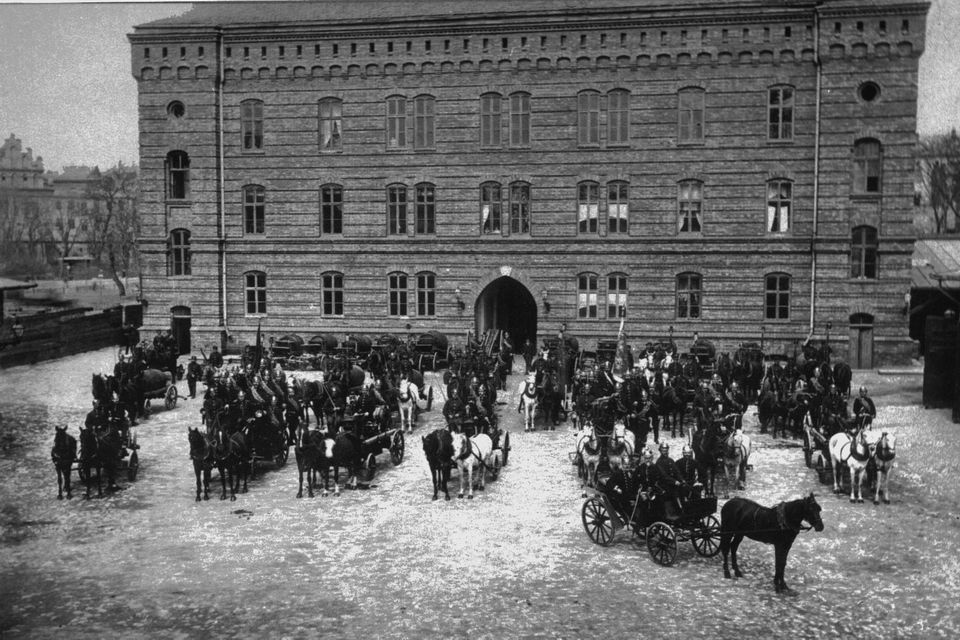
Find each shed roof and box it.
[0,278,39,293]
[912,238,960,289]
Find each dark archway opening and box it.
[475,277,538,348]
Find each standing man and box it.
[203,345,224,369]
[852,386,876,431]
[522,339,537,374]
[501,331,515,375]
[186,356,203,399]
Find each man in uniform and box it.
[522,339,537,374]
[852,386,876,432]
[655,442,687,517]
[573,382,596,430]
[203,345,224,369]
[443,387,466,431]
[322,386,345,435]
[676,444,703,498]
[186,356,203,399]
[723,381,746,431]
[633,448,663,503]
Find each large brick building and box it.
[128,0,929,366]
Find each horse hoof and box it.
[230,496,237,502]
[883,499,890,504]
[849,498,856,503]
[432,495,438,501]
[857,498,864,503]
[57,495,63,501]
[873,500,879,505]
[203,495,209,501]
[196,496,202,502]
[458,494,464,499]
[296,494,303,499]
[445,495,451,501]
[468,495,474,500]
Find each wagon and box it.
[271,334,304,366]
[595,340,619,368]
[581,481,721,566]
[457,413,511,480]
[689,339,717,377]
[339,334,373,367]
[75,421,141,483]
[246,409,290,469]
[141,368,180,412]
[341,407,405,482]
[413,331,451,371]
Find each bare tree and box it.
[86,163,139,296]
[916,130,960,234]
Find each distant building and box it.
[129,0,930,367]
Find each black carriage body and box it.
[413,331,450,371]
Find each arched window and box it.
[386,96,407,149]
[509,182,531,234]
[413,95,435,149]
[480,182,503,235]
[414,183,435,235]
[607,273,627,318]
[678,180,703,233]
[578,181,600,233]
[168,229,191,276]
[388,272,409,317]
[320,184,343,235]
[578,91,600,146]
[577,273,598,319]
[242,185,265,235]
[607,182,629,234]
[678,88,705,142]
[851,225,878,279]
[318,98,342,151]
[508,92,531,148]
[480,93,502,148]
[416,271,436,317]
[766,179,792,232]
[768,86,794,140]
[165,151,189,200]
[244,271,267,315]
[321,271,343,316]
[765,273,790,320]
[853,139,882,194]
[676,272,702,319]
[387,184,408,235]
[607,90,630,146]
[241,99,264,150]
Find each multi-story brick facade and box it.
[128,0,929,366]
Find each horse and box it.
[294,426,328,498]
[329,429,362,493]
[575,424,606,497]
[422,428,454,501]
[517,377,539,432]
[78,425,123,499]
[723,429,752,496]
[51,425,78,500]
[187,426,215,501]
[609,421,635,471]
[212,428,250,501]
[396,377,424,434]
[870,431,897,505]
[660,377,690,438]
[691,421,721,497]
[829,430,873,503]
[720,493,825,593]
[451,431,493,499]
[757,388,787,436]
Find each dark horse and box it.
[422,428,454,501]
[294,426,329,498]
[691,421,720,497]
[188,427,216,501]
[51,425,78,500]
[212,428,250,501]
[720,493,824,593]
[79,425,123,499]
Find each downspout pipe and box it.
[217,28,228,339]
[810,6,823,336]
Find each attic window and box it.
[315,44,320,55]
[180,46,185,58]
[444,39,450,52]
[296,45,302,56]
[503,37,509,51]
[198,46,204,57]
[225,47,232,57]
[901,20,910,35]
[351,43,357,56]
[406,41,412,53]
[163,47,168,58]
[279,46,285,57]
[370,42,375,54]
[167,101,185,118]
[144,47,150,59]
[785,26,792,39]
[879,20,887,35]
[261,46,266,57]
[857,21,864,32]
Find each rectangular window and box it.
[607,91,630,145]
[678,181,702,233]
[607,183,629,233]
[853,141,882,194]
[578,183,600,234]
[509,93,530,147]
[607,275,627,319]
[851,227,878,279]
[578,274,598,319]
[417,273,435,317]
[678,90,704,142]
[767,181,792,232]
[245,272,267,315]
[578,93,600,146]
[243,186,265,235]
[389,273,408,316]
[386,97,407,149]
[321,185,343,235]
[768,87,794,140]
[480,94,502,148]
[322,273,344,316]
[509,183,530,234]
[415,184,435,235]
[279,46,285,57]
[481,183,502,235]
[388,186,407,235]
[765,274,790,320]
[166,152,189,200]
[171,231,191,276]
[319,98,343,150]
[413,96,435,149]
[676,274,701,319]
[241,101,264,150]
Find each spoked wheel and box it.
[127,451,139,482]
[581,496,616,547]
[501,432,511,467]
[488,453,501,480]
[803,433,813,468]
[164,385,178,410]
[390,431,405,465]
[647,522,678,566]
[691,514,721,557]
[275,445,289,467]
[815,454,829,484]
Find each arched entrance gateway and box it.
[474,276,538,348]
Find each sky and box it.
[1,0,958,173]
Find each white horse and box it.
[829,430,873,503]
[575,424,603,497]
[518,377,539,432]
[451,431,493,499]
[723,429,752,496]
[870,430,897,505]
[396,378,425,434]
[609,421,635,471]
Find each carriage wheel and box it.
[164,385,178,410]
[647,522,678,566]
[581,497,616,547]
[803,433,813,468]
[488,454,501,480]
[501,432,511,467]
[275,445,289,468]
[430,353,438,371]
[390,431,405,466]
[815,454,829,484]
[127,451,139,482]
[691,515,721,557]
[425,385,433,412]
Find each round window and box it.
[858,82,880,103]
[167,101,185,118]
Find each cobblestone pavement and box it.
[0,350,958,639]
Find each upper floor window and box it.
[851,225,878,279]
[578,91,600,146]
[765,273,790,320]
[413,95,436,149]
[768,87,794,140]
[387,184,408,235]
[481,182,503,235]
[608,182,629,234]
[509,182,531,234]
[242,185,265,235]
[169,229,191,276]
[165,151,189,200]
[678,180,703,234]
[320,184,343,235]
[415,183,436,235]
[244,271,267,315]
[416,272,436,317]
[607,274,627,318]
[480,93,502,148]
[386,96,407,149]
[767,180,792,233]
[389,272,409,316]
[577,273,598,319]
[321,271,344,316]
[578,182,600,233]
[508,93,531,148]
[607,90,630,146]
[241,100,264,151]
[678,88,705,142]
[853,139,882,194]
[319,98,342,151]
[676,272,702,319]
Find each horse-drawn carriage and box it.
[246,408,290,469]
[689,339,717,379]
[413,330,451,371]
[141,368,180,413]
[271,334,305,367]
[581,480,721,566]
[340,407,405,482]
[339,334,373,368]
[595,340,618,369]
